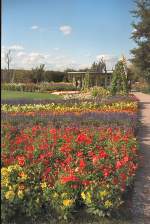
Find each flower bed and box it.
[1,111,137,131]
[1,94,139,222]
[1,126,138,222]
[2,101,138,114]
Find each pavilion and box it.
[67,70,113,89]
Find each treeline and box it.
[1,69,67,83]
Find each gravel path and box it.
[132,92,150,224]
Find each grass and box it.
[1,90,62,100]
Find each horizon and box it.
[2,0,136,71]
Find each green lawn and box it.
[1,90,62,100]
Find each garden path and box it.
[132,92,150,224]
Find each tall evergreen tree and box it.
[130,0,150,84]
[110,57,128,95]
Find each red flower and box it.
[61,175,79,184]
[39,143,49,150]
[120,172,127,181]
[44,167,51,176]
[26,145,35,152]
[123,155,129,163]
[60,143,72,153]
[76,133,92,145]
[79,159,86,169]
[103,169,110,177]
[49,128,57,135]
[39,154,45,160]
[92,155,99,165]
[76,152,83,157]
[116,160,122,169]
[82,180,90,186]
[17,155,25,166]
[99,150,108,159]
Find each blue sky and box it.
[2,0,136,70]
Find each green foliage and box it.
[110,59,128,95]
[91,59,107,73]
[82,72,90,90]
[130,0,150,84]
[1,69,66,83]
[1,91,62,100]
[132,81,150,93]
[31,64,45,83]
[1,82,77,93]
[90,86,110,98]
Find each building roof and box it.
[68,70,113,74]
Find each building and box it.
[67,70,113,89]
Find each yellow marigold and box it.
[40,182,47,190]
[63,199,73,207]
[1,167,9,177]
[1,177,9,187]
[104,200,113,208]
[5,190,15,201]
[18,190,24,199]
[7,164,21,172]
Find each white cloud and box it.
[54,47,59,51]
[1,45,91,71]
[9,45,24,51]
[30,25,39,30]
[59,25,72,35]
[96,54,118,70]
[17,51,26,57]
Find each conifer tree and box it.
[110,57,128,95]
[130,0,150,84]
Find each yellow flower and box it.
[1,167,9,177]
[99,190,109,199]
[81,191,91,203]
[5,190,15,201]
[81,192,86,200]
[7,164,21,172]
[18,190,24,199]
[40,182,47,190]
[63,199,73,207]
[104,200,113,208]
[1,177,9,187]
[86,192,92,204]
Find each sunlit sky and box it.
[2,0,136,71]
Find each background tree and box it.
[31,64,45,83]
[90,59,107,73]
[4,49,15,83]
[130,0,150,84]
[5,50,12,72]
[110,57,128,95]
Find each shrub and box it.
[1,82,77,92]
[90,86,110,98]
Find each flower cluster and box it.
[2,101,138,114]
[1,126,138,220]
